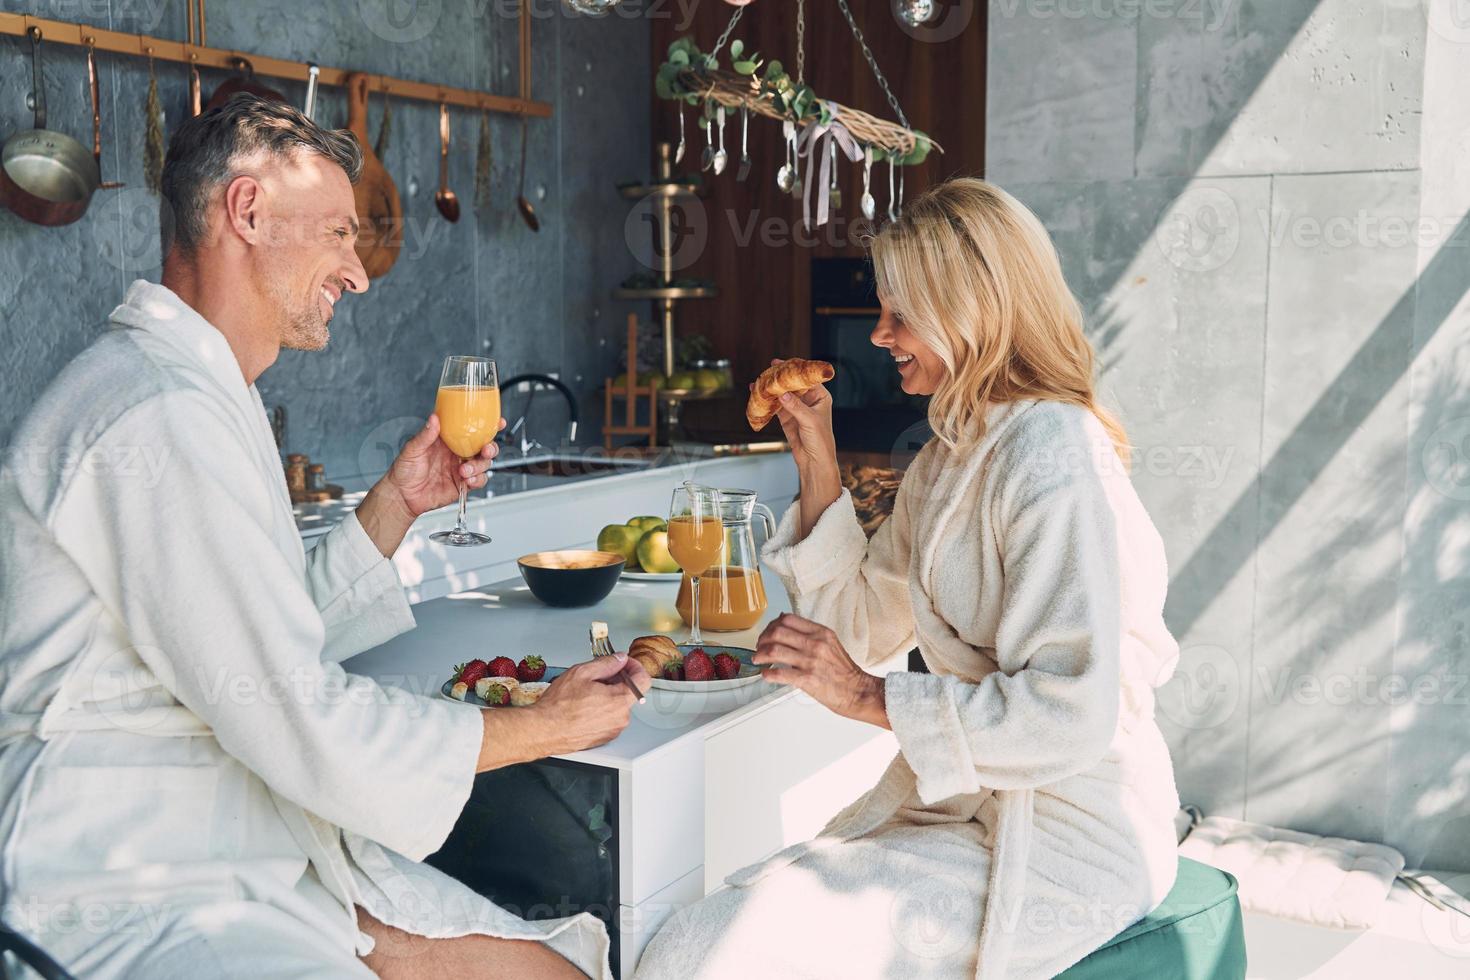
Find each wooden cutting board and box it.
[345,73,403,280]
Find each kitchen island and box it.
[347,572,901,977]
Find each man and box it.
[0,95,648,978]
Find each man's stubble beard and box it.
[266,265,330,352]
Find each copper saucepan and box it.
[0,29,121,227]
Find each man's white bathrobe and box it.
[0,282,610,978]
[636,400,1181,979]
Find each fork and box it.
[590,622,646,703]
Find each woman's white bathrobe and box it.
[0,281,609,978]
[636,400,1181,980]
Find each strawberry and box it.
[713,652,741,680]
[683,650,715,682]
[517,655,547,683]
[481,682,511,706]
[488,656,518,679]
[661,660,685,682]
[455,659,489,686]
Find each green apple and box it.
[628,515,667,532]
[636,529,681,574]
[597,524,643,566]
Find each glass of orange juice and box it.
[668,482,723,645]
[430,355,499,547]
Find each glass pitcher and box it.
[676,488,775,632]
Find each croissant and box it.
[746,358,835,431]
[628,635,681,677]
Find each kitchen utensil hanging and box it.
[374,90,393,159]
[0,29,109,227]
[85,40,124,193]
[188,56,202,117]
[434,103,460,223]
[345,72,403,278]
[0,9,552,121]
[302,62,320,119]
[144,50,164,193]
[656,0,937,226]
[515,114,539,232]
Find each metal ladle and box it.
[434,103,460,223]
[515,115,539,232]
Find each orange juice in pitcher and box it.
[674,489,775,632]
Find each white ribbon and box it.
[794,101,865,230]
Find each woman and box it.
[636,179,1181,979]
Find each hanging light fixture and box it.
[893,0,939,27]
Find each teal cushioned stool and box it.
[1056,857,1246,980]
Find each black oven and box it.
[810,257,930,457]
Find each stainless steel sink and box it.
[492,453,654,479]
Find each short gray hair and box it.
[160,93,362,256]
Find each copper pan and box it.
[0,29,122,227]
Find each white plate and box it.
[620,568,683,582]
[647,644,766,692]
[440,667,565,707]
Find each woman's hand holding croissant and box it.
[755,359,841,539]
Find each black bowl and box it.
[517,550,626,607]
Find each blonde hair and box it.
[869,177,1129,465]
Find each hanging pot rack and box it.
[659,0,938,161]
[0,9,551,119]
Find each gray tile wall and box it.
[0,0,650,477]
[988,0,1469,870]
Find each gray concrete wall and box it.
[988,0,1470,871]
[0,0,649,477]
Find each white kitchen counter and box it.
[344,575,798,770]
[311,448,801,604]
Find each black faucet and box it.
[498,374,580,453]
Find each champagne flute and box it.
[667,483,723,645]
[430,355,499,547]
